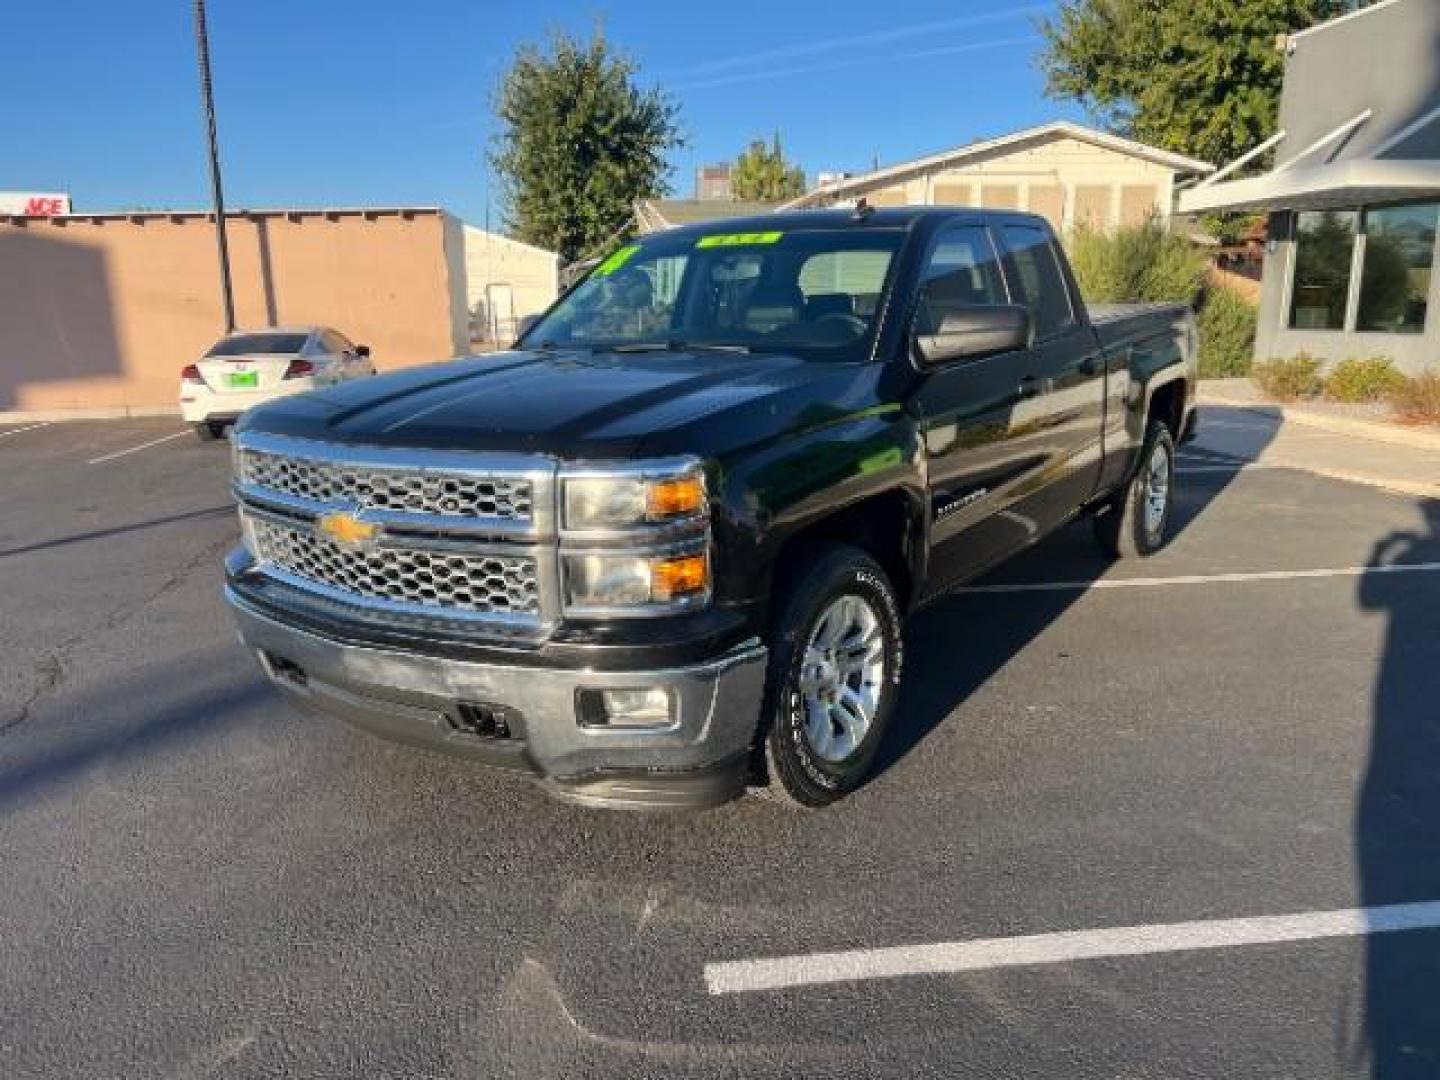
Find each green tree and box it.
[730,133,807,202]
[491,30,683,263]
[1038,0,1343,167]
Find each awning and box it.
[1180,158,1440,214]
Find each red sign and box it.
[23,196,65,215]
[0,192,72,216]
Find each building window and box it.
[1288,210,1358,330]
[1357,203,1438,334]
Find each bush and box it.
[1197,285,1257,378]
[1323,356,1407,403]
[1068,219,1207,304]
[1390,370,1440,424]
[1252,354,1322,401]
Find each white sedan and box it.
[180,326,375,440]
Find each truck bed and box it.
[1088,302,1194,350]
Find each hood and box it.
[239,348,870,462]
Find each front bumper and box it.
[226,585,769,810]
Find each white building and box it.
[788,121,1213,232]
[461,227,559,346]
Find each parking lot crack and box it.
[0,531,233,736]
[1,653,66,736]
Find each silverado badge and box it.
[316,511,379,549]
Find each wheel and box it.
[758,546,904,807]
[1094,421,1175,558]
[193,421,224,442]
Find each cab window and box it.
[912,224,1009,336]
[998,225,1076,340]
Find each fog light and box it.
[576,687,675,729]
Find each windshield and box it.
[522,228,903,360]
[207,332,310,356]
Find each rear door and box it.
[993,223,1107,533]
[911,221,1049,595]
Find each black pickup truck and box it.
[224,208,1197,810]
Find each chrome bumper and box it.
[226,586,768,809]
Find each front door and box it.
[910,222,1047,596]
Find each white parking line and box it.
[86,430,190,465]
[704,901,1440,995]
[958,562,1440,596]
[0,422,52,440]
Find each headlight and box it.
[563,548,710,613]
[563,465,706,531]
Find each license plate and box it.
[227,371,259,389]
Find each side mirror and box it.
[355,344,371,358]
[914,304,1032,368]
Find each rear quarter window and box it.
[999,225,1076,340]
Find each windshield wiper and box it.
[608,340,753,355]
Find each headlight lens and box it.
[563,469,706,530]
[563,549,710,611]
[564,477,647,530]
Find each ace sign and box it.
[0,192,72,216]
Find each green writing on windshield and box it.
[695,231,784,249]
[594,244,641,277]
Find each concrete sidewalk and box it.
[1199,379,1440,453]
[1190,400,1440,501]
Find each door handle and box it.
[1018,375,1042,399]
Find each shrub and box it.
[1196,284,1257,378]
[1390,370,1440,424]
[1068,219,1207,304]
[1252,354,1322,401]
[1323,356,1407,403]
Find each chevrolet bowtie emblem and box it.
[317,511,379,548]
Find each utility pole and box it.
[194,0,235,332]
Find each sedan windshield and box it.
[522,228,903,361]
[207,332,310,356]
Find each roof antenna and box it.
[852,197,874,221]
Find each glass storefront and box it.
[1288,210,1358,331]
[1357,203,1438,334]
[1287,202,1439,334]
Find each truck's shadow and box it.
[875,405,1277,778]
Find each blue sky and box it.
[1,0,1082,227]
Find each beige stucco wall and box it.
[843,136,1179,233]
[0,210,467,412]
[463,226,559,344]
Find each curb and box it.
[0,405,181,423]
[1198,391,1440,452]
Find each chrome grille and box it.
[250,516,540,616]
[238,447,533,521]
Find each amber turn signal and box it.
[650,552,709,600]
[646,474,706,520]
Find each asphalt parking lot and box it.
[3,408,1438,1079]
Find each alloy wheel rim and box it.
[1144,440,1171,538]
[798,594,887,763]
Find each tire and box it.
[757,546,905,808]
[193,421,223,442]
[1094,421,1176,558]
